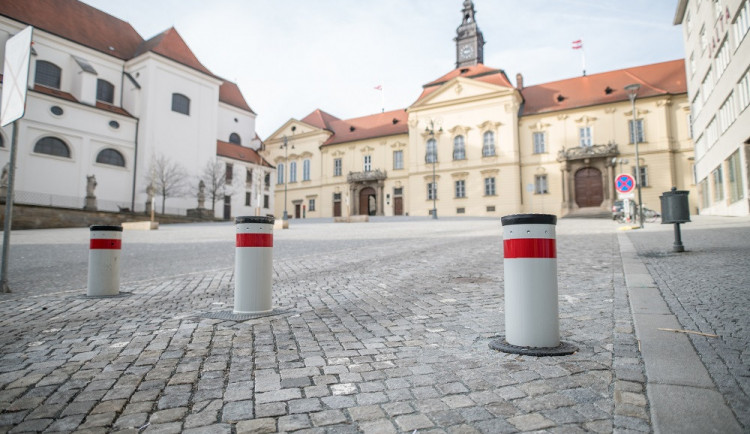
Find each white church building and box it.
[0,0,274,219]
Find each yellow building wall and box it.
[261,89,695,219]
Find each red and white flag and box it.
[571,39,583,50]
[373,85,382,90]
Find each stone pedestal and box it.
[187,207,213,219]
[84,196,97,211]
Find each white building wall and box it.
[678,0,750,215]
[0,93,136,208]
[126,54,222,213]
[218,104,257,149]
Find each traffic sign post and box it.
[615,173,636,195]
[1,26,33,293]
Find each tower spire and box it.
[455,0,485,68]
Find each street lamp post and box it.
[625,83,644,229]
[280,126,296,221]
[425,120,442,219]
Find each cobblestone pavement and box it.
[0,218,647,433]
[627,218,750,430]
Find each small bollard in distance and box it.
[234,216,275,314]
[87,225,123,297]
[490,214,578,356]
[660,187,690,252]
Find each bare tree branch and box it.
[199,158,233,212]
[146,153,188,214]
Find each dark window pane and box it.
[35,60,61,89]
[34,137,70,158]
[171,93,190,115]
[96,148,125,167]
[97,79,115,103]
[229,133,241,144]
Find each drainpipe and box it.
[130,118,139,211]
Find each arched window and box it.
[34,137,70,158]
[453,135,466,160]
[229,133,241,144]
[96,79,115,103]
[96,148,125,167]
[35,60,61,89]
[425,138,437,163]
[482,131,496,157]
[277,163,284,184]
[0,135,4,148]
[171,93,190,115]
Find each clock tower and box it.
[455,0,485,68]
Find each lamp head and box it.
[625,83,641,102]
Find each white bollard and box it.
[234,216,275,314]
[490,214,577,356]
[87,225,123,297]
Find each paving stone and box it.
[395,414,435,431]
[278,414,312,431]
[358,419,397,434]
[310,409,347,426]
[149,407,188,424]
[507,413,556,431]
[182,423,231,434]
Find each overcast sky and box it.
[81,0,685,138]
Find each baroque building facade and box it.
[263,1,696,219]
[675,0,750,216]
[0,0,273,219]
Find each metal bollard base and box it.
[489,336,578,357]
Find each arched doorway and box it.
[575,167,604,208]
[359,187,376,215]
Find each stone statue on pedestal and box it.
[84,175,97,211]
[197,180,206,209]
[145,182,155,215]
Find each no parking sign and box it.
[615,174,636,194]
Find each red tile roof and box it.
[301,109,341,131]
[27,84,135,117]
[135,27,213,77]
[415,64,515,103]
[320,109,409,147]
[219,80,255,114]
[1,1,257,120]
[0,0,142,60]
[521,59,687,115]
[217,141,272,167]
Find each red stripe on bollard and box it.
[236,233,273,248]
[503,238,556,259]
[90,239,122,250]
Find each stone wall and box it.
[0,204,218,230]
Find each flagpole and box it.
[582,46,586,76]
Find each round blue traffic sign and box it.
[615,174,635,194]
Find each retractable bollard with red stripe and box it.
[87,225,123,297]
[234,216,275,314]
[490,214,578,356]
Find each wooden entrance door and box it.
[575,167,604,207]
[359,187,376,215]
[333,201,341,217]
[393,197,403,216]
[223,195,231,220]
[294,203,301,219]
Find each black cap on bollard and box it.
[235,216,275,225]
[501,214,557,226]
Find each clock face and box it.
[460,44,474,59]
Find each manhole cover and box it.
[74,291,133,299]
[201,308,291,321]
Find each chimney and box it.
[516,73,524,89]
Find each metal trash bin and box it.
[660,187,691,224]
[659,187,690,252]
